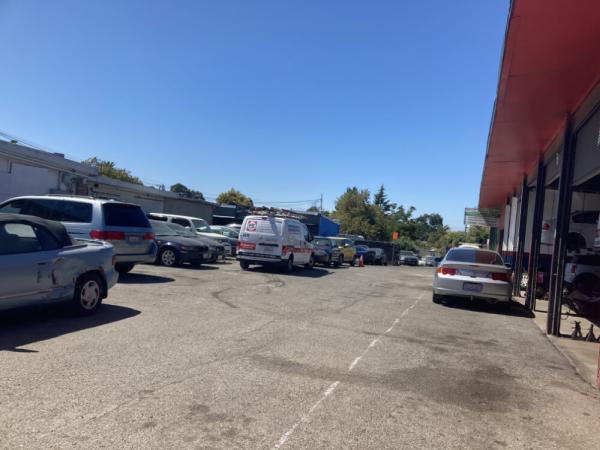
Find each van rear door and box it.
[240,217,283,258]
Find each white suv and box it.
[0,195,158,274]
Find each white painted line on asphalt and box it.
[272,381,340,449]
[272,295,422,449]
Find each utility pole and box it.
[320,194,323,213]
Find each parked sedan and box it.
[0,213,118,314]
[355,245,375,264]
[165,222,226,262]
[398,250,419,266]
[432,247,512,308]
[209,225,239,256]
[312,237,342,267]
[150,220,210,267]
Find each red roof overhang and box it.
[479,0,600,208]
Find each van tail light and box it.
[143,232,155,240]
[436,267,457,275]
[90,230,126,240]
[239,241,256,250]
[491,272,511,282]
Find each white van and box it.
[237,215,314,272]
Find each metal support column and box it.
[526,159,545,311]
[513,178,529,297]
[547,120,576,336]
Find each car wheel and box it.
[327,255,333,267]
[115,263,135,275]
[159,248,179,267]
[240,260,250,270]
[304,254,315,269]
[283,256,294,273]
[72,273,103,315]
[334,255,341,267]
[432,293,443,304]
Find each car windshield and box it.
[167,223,196,237]
[446,248,504,266]
[151,220,177,236]
[313,238,331,247]
[192,219,210,231]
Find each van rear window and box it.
[245,218,282,234]
[103,204,150,228]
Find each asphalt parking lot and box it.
[1,262,599,449]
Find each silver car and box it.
[432,247,512,307]
[0,213,118,314]
[0,195,158,274]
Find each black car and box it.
[166,222,226,263]
[150,220,210,267]
[312,237,342,267]
[355,245,376,264]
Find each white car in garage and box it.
[432,247,512,308]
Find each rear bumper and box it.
[115,242,158,264]
[433,275,512,302]
[105,267,119,294]
[237,252,283,264]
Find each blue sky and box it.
[0,0,508,228]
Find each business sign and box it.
[464,208,500,228]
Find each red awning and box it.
[479,0,600,208]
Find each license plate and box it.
[128,235,142,243]
[463,282,482,293]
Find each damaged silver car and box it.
[0,213,118,314]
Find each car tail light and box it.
[436,267,457,275]
[143,232,155,240]
[90,230,126,240]
[282,245,292,255]
[491,272,511,282]
[571,264,577,274]
[239,241,256,250]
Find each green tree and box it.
[170,183,204,200]
[216,189,254,207]
[373,184,396,214]
[306,206,320,213]
[82,157,143,185]
[465,226,490,246]
[331,187,376,237]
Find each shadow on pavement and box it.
[118,272,176,284]
[0,304,141,352]
[441,298,534,318]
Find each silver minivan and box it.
[0,195,157,274]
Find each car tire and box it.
[432,293,443,304]
[115,263,135,275]
[304,254,315,269]
[240,260,250,270]
[159,248,179,267]
[334,255,341,267]
[72,272,103,315]
[327,255,333,267]
[283,256,294,273]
